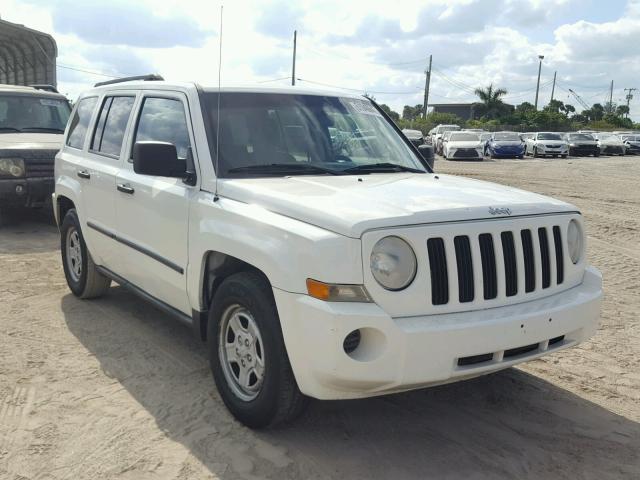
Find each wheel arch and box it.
[195,251,271,342]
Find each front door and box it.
[114,92,195,314]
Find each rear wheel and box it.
[61,209,111,299]
[209,271,307,428]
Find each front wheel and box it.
[561,154,568,159]
[209,271,307,428]
[60,209,111,299]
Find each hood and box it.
[218,173,576,238]
[0,133,63,150]
[448,141,482,148]
[492,140,523,147]
[599,138,623,145]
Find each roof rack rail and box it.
[29,84,59,93]
[94,74,164,88]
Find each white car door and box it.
[114,92,197,314]
[65,94,136,271]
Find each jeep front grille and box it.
[427,225,565,305]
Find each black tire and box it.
[60,209,111,299]
[594,151,600,157]
[208,271,308,428]
[561,154,568,159]
[533,147,539,158]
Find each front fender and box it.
[187,191,364,310]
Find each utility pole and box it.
[423,54,432,119]
[624,87,637,118]
[534,54,544,109]
[608,80,614,113]
[291,30,297,86]
[550,71,556,103]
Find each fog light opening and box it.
[343,329,361,354]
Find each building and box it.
[0,18,58,87]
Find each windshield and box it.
[201,92,428,177]
[494,132,521,141]
[438,125,460,134]
[537,132,562,140]
[0,94,70,132]
[568,133,594,141]
[623,135,640,141]
[450,132,480,142]
[599,134,617,141]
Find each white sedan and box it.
[443,131,484,160]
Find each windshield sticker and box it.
[40,99,64,107]
[348,100,381,116]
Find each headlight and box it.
[0,157,25,177]
[567,219,583,264]
[370,236,417,290]
[569,143,576,147]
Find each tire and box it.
[561,154,568,159]
[60,209,111,299]
[208,271,308,428]
[517,155,524,159]
[594,151,600,157]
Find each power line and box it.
[296,77,423,95]
[57,63,122,78]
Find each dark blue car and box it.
[485,131,525,159]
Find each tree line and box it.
[374,84,638,134]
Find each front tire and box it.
[60,209,111,299]
[208,271,307,428]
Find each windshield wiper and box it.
[227,163,344,176]
[0,127,21,132]
[20,127,65,133]
[342,163,426,174]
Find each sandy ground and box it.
[0,156,639,480]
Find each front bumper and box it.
[0,176,54,208]
[490,147,525,157]
[274,266,602,400]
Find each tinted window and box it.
[91,96,135,156]
[538,132,562,140]
[133,97,190,159]
[67,97,97,149]
[0,94,70,132]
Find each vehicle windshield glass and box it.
[201,92,427,177]
[0,94,70,132]
[538,132,562,140]
[494,132,521,141]
[599,134,616,140]
[440,126,459,133]
[569,133,594,140]
[624,135,640,141]
[480,133,491,141]
[450,132,480,142]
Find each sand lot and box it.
[1,156,639,479]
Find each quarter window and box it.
[66,97,98,149]
[91,96,135,157]
[132,97,191,160]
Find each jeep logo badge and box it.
[489,207,512,216]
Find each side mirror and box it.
[133,141,184,177]
[418,144,435,170]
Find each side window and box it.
[132,97,191,160]
[66,97,98,149]
[91,96,135,157]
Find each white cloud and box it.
[1,0,639,119]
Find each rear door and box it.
[79,92,138,272]
[114,91,196,314]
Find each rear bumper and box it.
[0,176,53,208]
[275,266,602,400]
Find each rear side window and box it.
[91,96,135,157]
[66,97,97,149]
[132,97,191,160]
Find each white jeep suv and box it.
[54,77,602,428]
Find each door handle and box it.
[117,183,135,195]
[77,170,91,179]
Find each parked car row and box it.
[407,124,640,161]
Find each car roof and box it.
[0,83,67,99]
[85,80,365,99]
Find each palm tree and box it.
[473,84,508,119]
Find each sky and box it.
[2,0,639,119]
